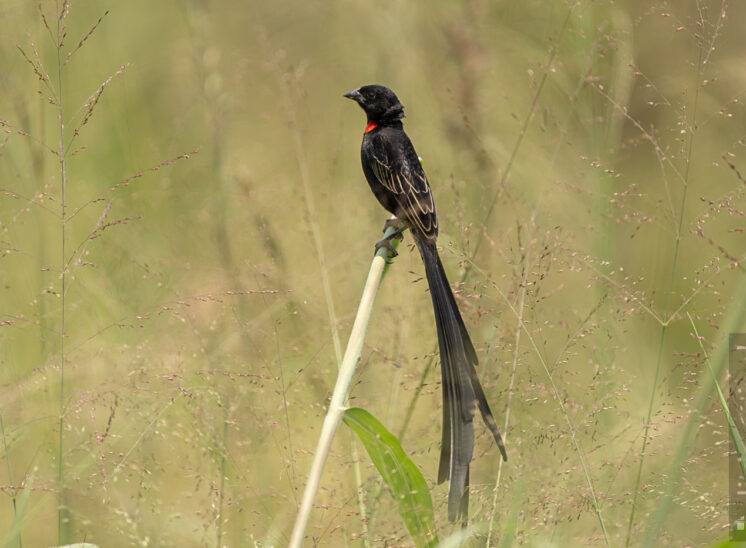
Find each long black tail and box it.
[416,240,507,522]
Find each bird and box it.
[344,84,507,523]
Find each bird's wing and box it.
[368,133,438,240]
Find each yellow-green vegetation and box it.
[1,1,744,546]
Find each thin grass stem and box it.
[216,399,228,548]
[643,278,746,545]
[1,413,21,548]
[275,321,298,505]
[397,2,574,465]
[473,260,611,546]
[55,1,68,542]
[486,248,529,545]
[624,44,703,547]
[471,7,573,262]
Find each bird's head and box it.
[344,85,404,124]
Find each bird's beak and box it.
[344,88,362,102]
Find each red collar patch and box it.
[364,121,378,134]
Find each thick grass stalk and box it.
[288,224,399,548]
[260,41,372,541]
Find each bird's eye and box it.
[364,90,375,99]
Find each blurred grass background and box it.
[1,0,745,546]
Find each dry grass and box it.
[1,0,745,546]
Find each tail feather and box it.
[416,240,507,522]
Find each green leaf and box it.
[343,407,438,548]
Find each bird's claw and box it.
[374,237,399,260]
[375,219,405,261]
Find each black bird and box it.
[344,84,507,523]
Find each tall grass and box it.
[55,2,68,541]
[1,0,744,545]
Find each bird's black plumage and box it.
[345,84,507,523]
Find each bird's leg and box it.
[382,217,404,235]
[374,218,406,259]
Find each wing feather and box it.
[369,133,438,240]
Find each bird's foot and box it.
[375,219,406,262]
[374,236,399,259]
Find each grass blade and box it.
[687,313,746,481]
[4,469,33,547]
